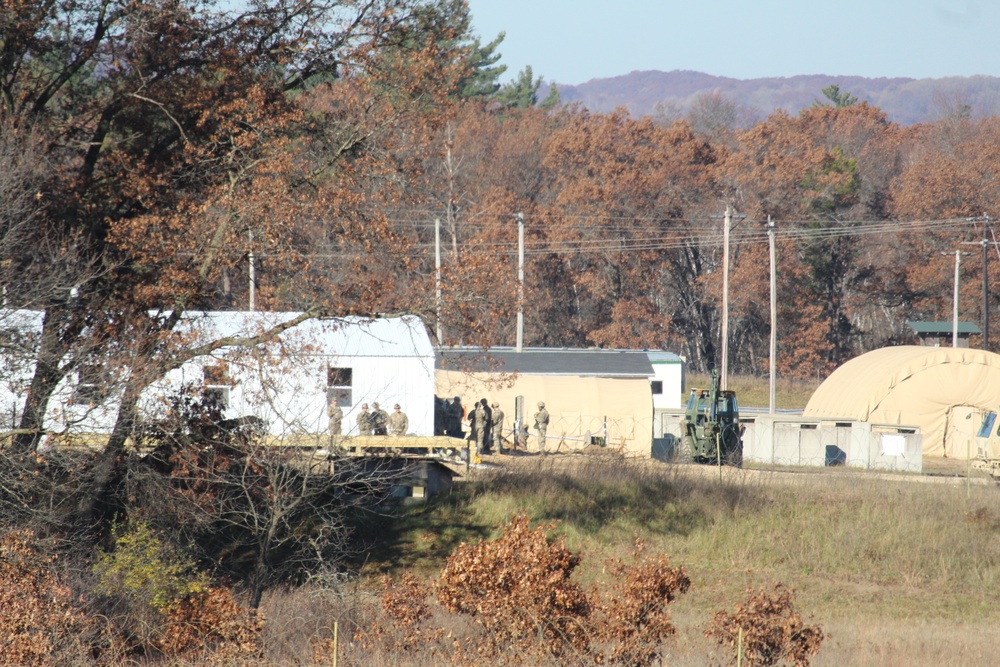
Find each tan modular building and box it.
[435,348,664,457]
[803,346,1000,458]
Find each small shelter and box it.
[906,320,981,348]
[803,346,1000,457]
[435,347,665,456]
[351,458,458,502]
[648,351,686,410]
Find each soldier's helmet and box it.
[538,401,545,408]
[454,396,461,401]
[394,404,400,409]
[361,403,368,409]
[373,402,380,409]
[492,402,499,408]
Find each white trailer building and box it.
[1,312,436,441]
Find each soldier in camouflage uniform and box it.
[491,401,505,454]
[327,398,342,446]
[517,422,529,450]
[387,403,409,436]
[533,401,550,452]
[472,400,489,455]
[479,399,493,453]
[447,396,464,438]
[356,403,373,436]
[371,402,389,436]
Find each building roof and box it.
[646,351,684,364]
[0,309,435,360]
[0,309,44,330]
[171,312,434,358]
[907,320,981,336]
[436,347,656,378]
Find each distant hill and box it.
[550,70,1000,125]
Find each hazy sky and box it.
[465,0,999,85]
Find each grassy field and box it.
[685,372,820,410]
[249,373,995,665]
[334,454,1000,666]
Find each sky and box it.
[464,0,1000,85]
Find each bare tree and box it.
[126,391,402,609]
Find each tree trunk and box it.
[12,307,79,455]
[74,382,141,528]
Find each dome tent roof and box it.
[803,346,1000,457]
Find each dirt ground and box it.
[458,446,1000,490]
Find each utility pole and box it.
[721,205,731,389]
[248,229,255,311]
[953,250,961,348]
[962,217,992,351]
[943,249,974,347]
[983,234,989,350]
[435,218,442,344]
[516,212,525,352]
[767,216,776,414]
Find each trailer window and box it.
[327,366,353,407]
[203,363,231,409]
[72,363,107,406]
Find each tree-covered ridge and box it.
[555,70,1000,125]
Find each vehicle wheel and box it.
[676,438,694,464]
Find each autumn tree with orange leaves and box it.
[0,0,489,526]
[720,103,907,376]
[889,117,1000,336]
[536,112,722,354]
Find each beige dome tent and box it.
[803,346,1000,457]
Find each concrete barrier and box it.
[657,411,922,472]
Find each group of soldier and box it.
[327,399,410,438]
[328,395,553,455]
[466,398,504,455]
[437,395,551,456]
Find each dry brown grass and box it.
[686,372,821,410]
[151,454,1000,665]
[413,456,1000,666]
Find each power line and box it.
[240,216,983,258]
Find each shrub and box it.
[93,519,208,611]
[156,587,265,663]
[432,516,691,666]
[437,514,592,663]
[705,583,824,666]
[91,518,267,662]
[593,538,691,666]
[0,529,91,666]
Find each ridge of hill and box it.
[552,70,1000,125]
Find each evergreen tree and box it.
[495,66,542,109]
[814,84,859,108]
[395,0,507,99]
[459,33,508,99]
[540,82,561,109]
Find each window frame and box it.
[327,366,353,407]
[71,362,107,406]
[203,362,232,409]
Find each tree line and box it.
[2,0,997,463]
[382,82,1000,379]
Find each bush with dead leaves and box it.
[705,583,824,667]
[0,530,92,667]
